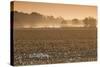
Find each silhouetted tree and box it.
[83,17,96,27]
[56,16,64,24]
[61,20,67,24]
[72,18,80,24]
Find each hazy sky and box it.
[13,1,97,20]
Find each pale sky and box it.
[13,1,97,20]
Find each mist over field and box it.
[13,11,96,29]
[13,11,97,65]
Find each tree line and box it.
[12,11,97,28]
